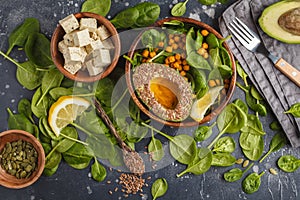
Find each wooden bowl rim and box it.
[51,12,121,83]
[0,130,45,189]
[125,17,236,127]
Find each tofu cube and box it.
[90,31,100,41]
[85,39,105,54]
[97,25,111,41]
[64,47,86,63]
[63,32,76,46]
[102,38,114,49]
[59,14,79,34]
[58,40,68,54]
[86,60,104,76]
[64,61,82,75]
[73,29,91,47]
[80,18,97,32]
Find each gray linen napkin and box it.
[219,0,300,147]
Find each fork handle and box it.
[274,58,300,88]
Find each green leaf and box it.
[91,158,107,182]
[54,127,78,153]
[211,153,236,167]
[285,103,300,117]
[25,32,53,67]
[62,143,93,169]
[31,87,54,118]
[224,163,253,182]
[233,98,248,114]
[16,61,44,90]
[241,114,265,136]
[213,136,235,153]
[186,51,211,70]
[6,18,40,55]
[81,0,111,16]
[194,122,216,142]
[148,136,164,161]
[18,98,34,123]
[171,0,189,17]
[169,134,197,165]
[151,178,168,200]
[242,172,265,194]
[277,155,300,173]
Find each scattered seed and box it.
[269,168,278,175]
[108,190,113,195]
[235,158,244,165]
[107,180,111,184]
[114,187,118,192]
[243,160,249,168]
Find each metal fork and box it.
[228,17,300,87]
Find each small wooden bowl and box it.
[51,12,121,82]
[125,17,236,127]
[0,130,45,189]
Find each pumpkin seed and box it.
[269,168,278,175]
[243,160,250,168]
[236,158,244,165]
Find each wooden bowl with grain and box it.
[125,17,236,127]
[51,12,121,82]
[0,130,45,189]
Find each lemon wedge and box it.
[48,96,90,136]
[190,86,223,122]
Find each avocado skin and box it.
[259,0,300,44]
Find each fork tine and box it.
[234,17,259,40]
[231,19,253,43]
[227,25,250,48]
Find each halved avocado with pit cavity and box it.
[132,63,194,122]
[258,0,300,44]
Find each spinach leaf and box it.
[18,98,34,123]
[62,143,93,169]
[250,85,263,101]
[208,103,247,149]
[31,87,54,118]
[233,98,248,114]
[36,68,64,106]
[25,32,53,67]
[277,155,300,172]
[126,121,148,143]
[224,163,254,182]
[94,77,115,107]
[110,2,160,29]
[198,0,217,5]
[186,51,211,70]
[169,134,197,165]
[177,147,212,177]
[148,130,164,161]
[285,103,300,117]
[211,153,236,167]
[171,0,189,17]
[213,136,235,153]
[45,150,62,169]
[194,122,216,142]
[241,114,265,136]
[49,87,73,100]
[151,178,168,200]
[16,61,44,90]
[242,136,264,161]
[6,18,40,55]
[43,163,59,176]
[81,0,111,16]
[242,172,265,194]
[189,67,208,99]
[259,132,287,163]
[141,29,163,48]
[269,120,282,131]
[218,64,232,79]
[53,127,78,153]
[209,48,222,67]
[219,46,232,67]
[239,132,262,150]
[91,158,107,182]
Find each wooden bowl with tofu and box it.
[51,12,121,82]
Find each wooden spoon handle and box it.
[275,58,300,88]
[93,98,130,152]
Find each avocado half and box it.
[132,63,194,122]
[258,0,300,44]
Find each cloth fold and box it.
[219,0,300,147]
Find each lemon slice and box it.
[190,86,223,122]
[48,96,90,136]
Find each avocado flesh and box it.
[259,0,300,44]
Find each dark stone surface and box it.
[0,0,299,200]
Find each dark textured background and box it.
[0,0,299,199]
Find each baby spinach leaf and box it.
[242,136,264,161]
[171,0,189,17]
[16,61,44,90]
[194,122,216,142]
[177,147,212,177]
[126,121,148,143]
[219,46,232,67]
[148,137,164,161]
[169,134,197,165]
[211,153,236,167]
[269,120,282,131]
[45,150,62,169]
[25,32,53,67]
[208,103,247,149]
[277,155,300,172]
[224,163,253,182]
[236,61,248,86]
[7,108,37,135]
[186,51,211,70]
[18,98,34,123]
[81,0,111,16]
[213,136,235,153]
[54,127,78,153]
[239,132,262,150]
[233,98,248,114]
[218,64,232,79]
[6,18,40,55]
[49,87,73,100]
[141,29,163,49]
[151,178,168,200]
[133,2,161,28]
[36,68,64,106]
[209,48,222,67]
[31,87,54,118]
[62,143,93,169]
[189,67,208,99]
[242,172,265,194]
[110,7,139,29]
[43,163,59,176]
[206,33,219,49]
[241,114,265,136]
[94,77,115,108]
[91,158,107,182]
[259,132,287,163]
[285,103,300,118]
[250,85,263,101]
